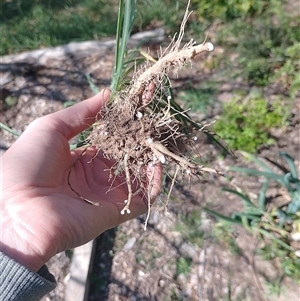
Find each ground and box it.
[1,38,299,301]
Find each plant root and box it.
[84,2,224,220]
[120,153,133,215]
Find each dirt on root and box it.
[1,39,300,301]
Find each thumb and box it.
[28,89,111,140]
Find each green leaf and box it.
[112,0,124,91]
[258,180,269,211]
[243,208,264,216]
[203,208,242,224]
[232,212,262,221]
[64,101,76,108]
[241,214,252,232]
[258,228,294,251]
[162,80,235,157]
[4,95,18,107]
[69,141,87,151]
[276,208,291,226]
[280,152,299,178]
[282,173,298,193]
[239,151,274,173]
[0,122,20,136]
[287,192,300,214]
[111,0,137,92]
[222,188,255,207]
[85,73,100,95]
[229,167,284,181]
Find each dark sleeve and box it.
[0,252,57,301]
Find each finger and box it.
[146,162,163,201]
[142,82,155,105]
[108,162,162,224]
[29,89,110,140]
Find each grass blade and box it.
[203,208,243,224]
[85,73,100,95]
[0,122,20,136]
[229,167,285,181]
[111,0,137,92]
[258,180,269,211]
[280,151,299,178]
[222,188,255,207]
[164,80,234,157]
[257,228,294,251]
[111,0,124,92]
[240,151,274,173]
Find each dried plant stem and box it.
[147,139,223,176]
[129,42,214,99]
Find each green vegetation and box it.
[189,0,298,153]
[264,276,287,299]
[212,221,242,255]
[192,0,266,21]
[0,0,187,55]
[192,0,300,94]
[175,257,192,277]
[213,93,290,153]
[219,15,300,90]
[272,43,300,99]
[175,210,204,247]
[204,151,300,282]
[2,0,299,100]
[178,83,217,113]
[0,0,118,55]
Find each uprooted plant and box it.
[70,0,227,227]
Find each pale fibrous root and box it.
[85,2,223,220]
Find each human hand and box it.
[1,89,162,272]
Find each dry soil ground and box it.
[1,38,299,301]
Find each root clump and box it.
[86,6,222,218]
[89,91,191,177]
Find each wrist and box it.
[1,198,47,272]
[0,241,45,272]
